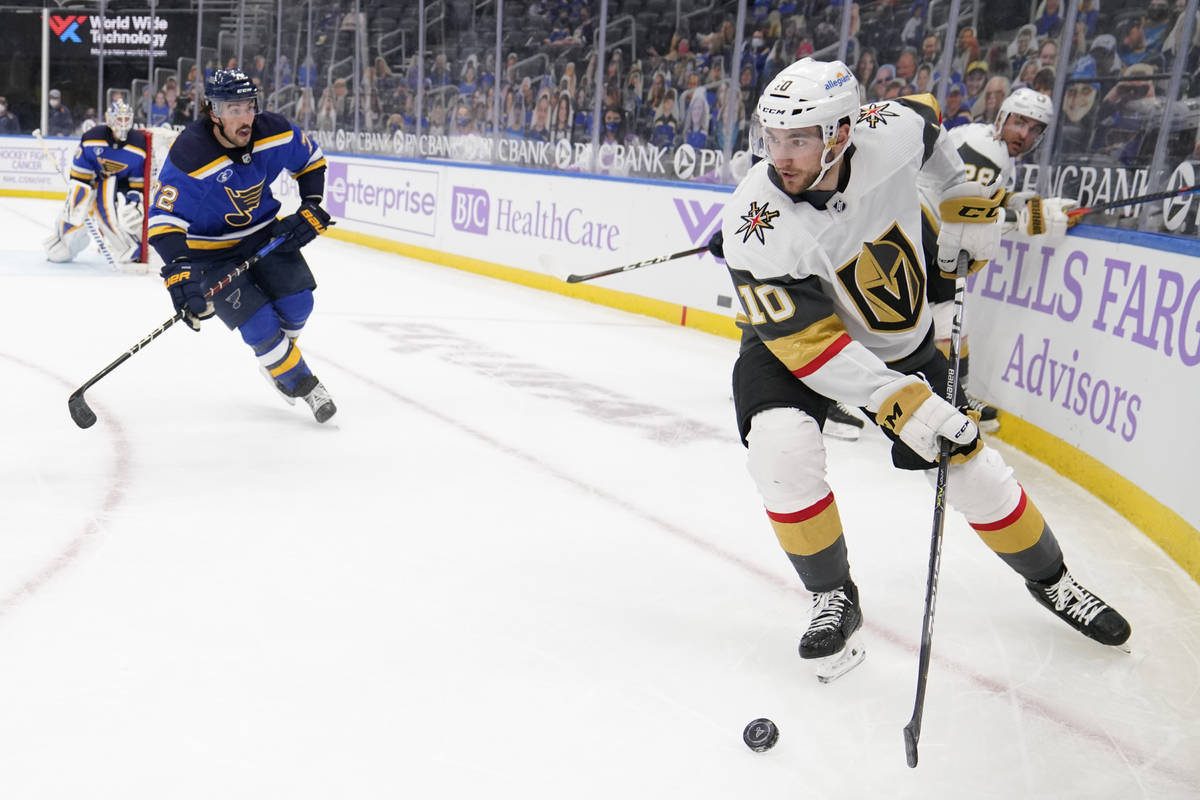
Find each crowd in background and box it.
[9,0,1200,170]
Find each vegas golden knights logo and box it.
[836,222,925,331]
[223,179,266,227]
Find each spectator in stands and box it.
[1077,0,1099,37]
[430,53,453,88]
[374,58,398,99]
[247,54,269,94]
[952,26,981,79]
[1012,57,1040,92]
[1033,67,1057,96]
[149,90,170,126]
[646,71,668,115]
[163,76,179,111]
[921,32,941,67]
[681,87,710,149]
[275,55,293,90]
[0,96,20,134]
[625,61,644,119]
[1034,0,1064,38]
[1115,17,1150,67]
[963,61,989,112]
[316,90,337,129]
[900,3,926,49]
[74,106,97,136]
[549,91,573,144]
[297,56,318,90]
[295,88,316,129]
[1143,0,1173,56]
[974,75,1011,124]
[460,58,478,96]
[1098,61,1157,128]
[1061,70,1100,154]
[855,47,878,86]
[527,89,551,142]
[896,47,919,87]
[869,63,896,102]
[427,101,447,136]
[942,82,973,129]
[1038,37,1059,71]
[47,89,73,136]
[650,89,679,149]
[882,78,907,99]
[600,106,627,147]
[171,88,196,125]
[573,85,591,137]
[914,62,934,95]
[714,81,744,151]
[1073,34,1122,83]
[1008,24,1039,76]
[505,88,525,138]
[561,62,578,100]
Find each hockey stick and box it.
[546,245,709,283]
[902,250,969,769]
[31,128,119,269]
[1066,183,1200,218]
[67,236,286,429]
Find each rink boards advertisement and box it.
[2,138,1195,540]
[0,136,75,193]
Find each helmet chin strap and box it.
[806,144,845,191]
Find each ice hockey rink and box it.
[1,195,1198,799]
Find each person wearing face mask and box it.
[0,96,19,134]
[1143,0,1173,56]
[47,89,74,137]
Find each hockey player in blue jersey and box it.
[44,99,148,264]
[147,69,336,423]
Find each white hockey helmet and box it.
[751,58,861,190]
[995,87,1054,150]
[106,99,134,142]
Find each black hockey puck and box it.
[743,718,779,752]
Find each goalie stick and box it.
[31,128,119,269]
[902,250,970,769]
[1066,183,1200,218]
[545,245,709,283]
[67,236,286,429]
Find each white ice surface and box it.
[1,197,1198,799]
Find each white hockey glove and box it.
[1016,196,1079,240]
[868,375,978,463]
[937,182,1004,277]
[115,190,144,236]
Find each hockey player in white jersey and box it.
[720,59,1128,682]
[926,87,1079,431]
[43,100,148,266]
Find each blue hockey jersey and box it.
[68,126,149,190]
[148,111,326,260]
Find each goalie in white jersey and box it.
[924,87,1079,431]
[719,58,1128,682]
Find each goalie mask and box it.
[106,100,134,142]
[751,58,860,191]
[995,87,1053,154]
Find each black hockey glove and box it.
[707,229,724,259]
[161,257,214,332]
[273,200,332,252]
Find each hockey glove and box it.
[869,375,978,464]
[937,182,1004,277]
[707,229,725,259]
[161,258,214,332]
[1017,196,1079,240]
[273,200,332,252]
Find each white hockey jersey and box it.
[721,97,968,409]
[947,122,1014,191]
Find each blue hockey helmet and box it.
[106,99,134,141]
[205,68,259,116]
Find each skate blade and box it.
[260,367,297,406]
[978,418,1000,434]
[812,637,866,684]
[823,421,862,441]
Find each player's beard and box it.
[216,118,253,148]
[773,159,822,194]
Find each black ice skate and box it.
[282,374,337,423]
[1026,566,1131,648]
[261,366,297,406]
[964,393,1000,433]
[800,578,866,683]
[824,402,865,441]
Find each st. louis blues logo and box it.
[223,179,266,227]
[735,200,780,245]
[859,103,900,129]
[98,157,127,177]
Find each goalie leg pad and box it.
[43,224,90,263]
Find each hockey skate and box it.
[261,366,297,406]
[800,578,866,683]
[964,393,1000,433]
[824,402,865,441]
[1026,566,1131,649]
[284,374,337,423]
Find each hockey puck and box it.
[742,718,779,752]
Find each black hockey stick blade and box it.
[67,390,97,429]
[1067,183,1199,218]
[903,724,919,767]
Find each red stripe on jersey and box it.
[791,333,852,378]
[767,491,836,523]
